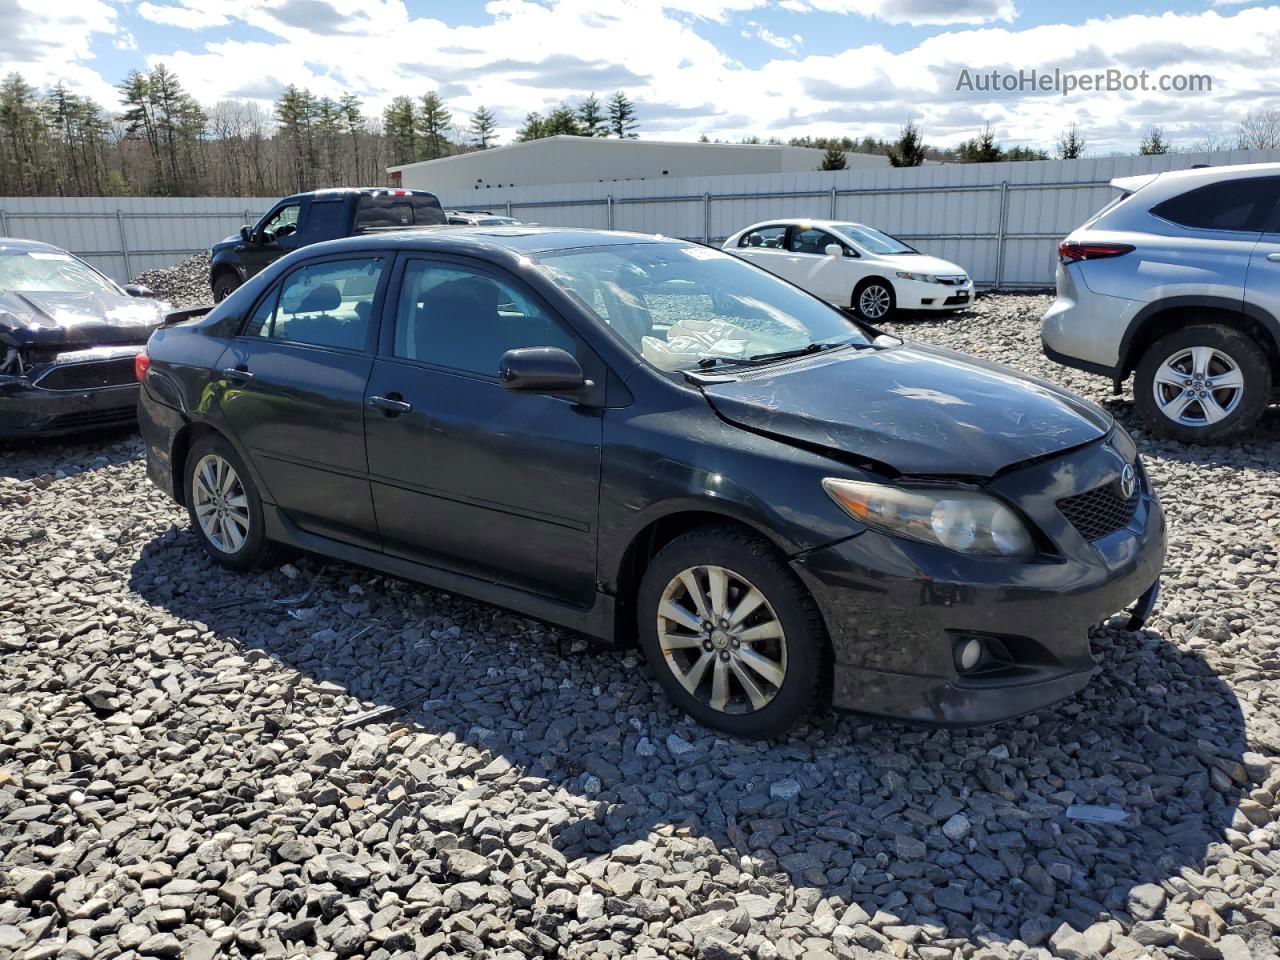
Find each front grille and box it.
[48,408,137,431]
[936,276,968,286]
[1057,482,1139,541]
[33,358,136,391]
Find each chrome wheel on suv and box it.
[1152,345,1244,427]
[657,564,788,715]
[1135,324,1272,443]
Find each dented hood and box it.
[702,343,1111,477]
[0,289,167,349]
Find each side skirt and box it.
[262,505,616,642]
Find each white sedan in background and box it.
[723,219,974,322]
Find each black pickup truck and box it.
[209,188,446,301]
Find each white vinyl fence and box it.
[3,148,1278,287]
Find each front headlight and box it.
[895,271,937,283]
[822,478,1035,558]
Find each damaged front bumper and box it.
[0,346,142,438]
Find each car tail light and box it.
[134,351,151,382]
[1058,240,1134,262]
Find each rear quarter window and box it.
[355,194,446,229]
[1151,177,1280,232]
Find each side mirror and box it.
[825,243,844,257]
[239,225,252,243]
[123,283,155,298]
[499,347,590,394]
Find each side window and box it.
[1151,178,1280,232]
[738,225,787,249]
[260,203,301,239]
[248,257,383,350]
[394,260,575,376]
[301,200,346,240]
[789,228,840,255]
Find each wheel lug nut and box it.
[731,638,740,647]
[719,651,730,661]
[703,641,713,652]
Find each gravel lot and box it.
[3,290,1280,960]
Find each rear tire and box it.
[184,433,274,571]
[853,278,896,323]
[212,273,241,303]
[636,525,828,739]
[1133,324,1270,443]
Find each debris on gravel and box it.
[131,252,213,308]
[2,293,1279,960]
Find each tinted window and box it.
[301,200,346,239]
[1151,178,1280,232]
[260,203,300,237]
[247,258,383,350]
[355,193,446,229]
[789,228,842,255]
[394,260,574,376]
[738,225,787,249]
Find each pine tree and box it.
[819,144,846,170]
[1138,126,1170,155]
[314,96,343,185]
[956,123,1002,163]
[469,106,497,149]
[416,92,451,159]
[543,105,582,136]
[578,93,605,137]
[382,96,417,165]
[516,112,545,142]
[339,93,365,182]
[607,91,637,138]
[888,120,926,167]
[275,85,317,192]
[1056,122,1086,159]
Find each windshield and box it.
[536,242,869,372]
[832,223,918,256]
[0,251,119,294]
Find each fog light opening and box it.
[956,637,984,673]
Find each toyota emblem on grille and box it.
[1119,463,1137,499]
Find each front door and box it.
[364,256,604,606]
[1245,183,1280,329]
[217,254,388,549]
[242,200,307,278]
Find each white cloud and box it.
[806,0,1017,26]
[135,2,231,29]
[0,0,119,103]
[745,20,801,50]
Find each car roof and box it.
[282,187,442,202]
[736,218,867,232]
[0,237,65,254]
[1119,161,1280,194]
[299,226,678,258]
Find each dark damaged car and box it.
[137,228,1166,737]
[1,239,167,438]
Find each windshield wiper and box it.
[696,339,861,369]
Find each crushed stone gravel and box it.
[1,292,1279,960]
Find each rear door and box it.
[217,253,389,549]
[1244,180,1280,323]
[733,224,793,281]
[363,255,604,606]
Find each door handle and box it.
[220,366,254,381]
[368,394,413,415]
[1268,253,1280,262]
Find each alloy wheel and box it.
[656,565,788,715]
[191,453,250,553]
[858,284,891,319]
[1152,345,1244,427]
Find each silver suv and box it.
[1043,162,1280,442]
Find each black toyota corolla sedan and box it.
[137,227,1165,737]
[1,238,168,438]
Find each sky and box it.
[3,0,1279,154]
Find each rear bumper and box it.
[138,382,186,502]
[0,380,139,438]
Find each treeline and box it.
[0,67,645,197]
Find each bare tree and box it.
[1238,109,1280,149]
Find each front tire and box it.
[212,272,242,303]
[184,433,273,570]
[853,278,896,322]
[1134,324,1270,443]
[636,526,827,739]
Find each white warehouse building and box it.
[388,135,887,199]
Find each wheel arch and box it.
[607,507,807,649]
[851,274,895,311]
[1119,296,1280,381]
[169,420,231,508]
